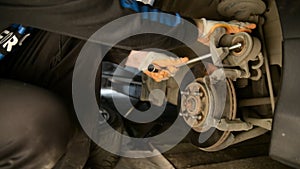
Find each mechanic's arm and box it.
[0,0,256,50]
[0,0,198,51]
[0,0,133,41]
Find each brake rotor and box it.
[180,78,211,132]
[199,78,237,152]
[181,78,237,151]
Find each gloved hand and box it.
[125,51,189,82]
[143,56,189,82]
[194,18,256,45]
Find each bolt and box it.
[193,92,204,97]
[190,115,203,120]
[181,91,189,95]
[198,114,203,121]
[179,112,189,117]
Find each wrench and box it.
[147,43,242,72]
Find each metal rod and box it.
[185,53,212,65]
[147,43,242,72]
[229,43,242,50]
[258,18,276,113]
[183,43,242,66]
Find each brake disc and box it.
[179,77,237,151]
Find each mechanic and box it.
[0,0,256,168]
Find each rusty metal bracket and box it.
[215,118,253,131]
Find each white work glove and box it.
[125,51,189,82]
[194,18,256,46]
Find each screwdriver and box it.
[147,43,242,72]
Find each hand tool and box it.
[147,43,242,72]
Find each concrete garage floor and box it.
[115,133,292,169]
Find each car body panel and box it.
[270,0,300,167]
